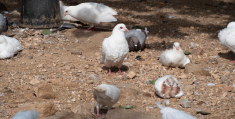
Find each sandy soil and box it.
[1,0,235,119]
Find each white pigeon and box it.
[154,75,184,99]
[11,109,40,119]
[218,21,235,63]
[0,13,8,34]
[155,101,197,119]
[63,2,117,31]
[159,42,190,68]
[125,27,149,51]
[59,1,79,21]
[100,23,129,74]
[93,84,120,117]
[0,35,23,59]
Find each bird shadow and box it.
[102,65,129,73]
[145,41,174,51]
[218,51,235,61]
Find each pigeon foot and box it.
[229,60,235,63]
[81,27,95,31]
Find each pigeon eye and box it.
[120,26,123,29]
[66,11,68,13]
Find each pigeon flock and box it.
[0,1,234,119]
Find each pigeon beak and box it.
[176,47,179,51]
[64,13,66,17]
[124,28,129,32]
[134,45,138,50]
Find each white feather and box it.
[218,22,235,52]
[0,35,22,59]
[64,2,117,26]
[93,84,120,109]
[159,42,190,68]
[156,101,197,119]
[11,109,40,119]
[100,23,129,69]
[154,75,184,99]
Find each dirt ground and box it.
[1,0,235,119]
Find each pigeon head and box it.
[64,7,73,17]
[114,23,128,32]
[173,42,181,51]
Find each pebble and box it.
[207,83,216,86]
[165,100,170,106]
[179,99,191,108]
[0,92,3,97]
[127,71,136,79]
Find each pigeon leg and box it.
[82,25,95,31]
[96,104,104,117]
[230,60,235,63]
[118,68,123,75]
[81,26,94,31]
[107,68,113,74]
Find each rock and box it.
[71,104,93,117]
[105,109,159,119]
[111,83,140,101]
[12,102,57,118]
[29,79,40,85]
[142,92,152,97]
[184,63,211,76]
[70,51,82,55]
[127,71,136,79]
[23,84,30,90]
[191,48,205,55]
[179,99,191,108]
[222,86,231,92]
[38,112,83,119]
[220,75,230,85]
[34,84,55,99]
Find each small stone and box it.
[142,92,152,97]
[222,86,231,92]
[29,79,40,85]
[165,100,170,106]
[191,48,205,55]
[207,83,216,86]
[220,75,230,85]
[34,84,55,99]
[0,92,3,97]
[70,51,82,55]
[127,71,136,79]
[212,74,220,80]
[179,99,191,108]
[23,85,30,90]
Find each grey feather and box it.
[0,13,8,34]
[125,27,149,51]
[11,109,40,119]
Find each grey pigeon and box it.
[11,108,40,119]
[125,27,149,51]
[0,13,8,34]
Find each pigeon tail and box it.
[155,101,164,110]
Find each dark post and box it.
[20,0,61,28]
